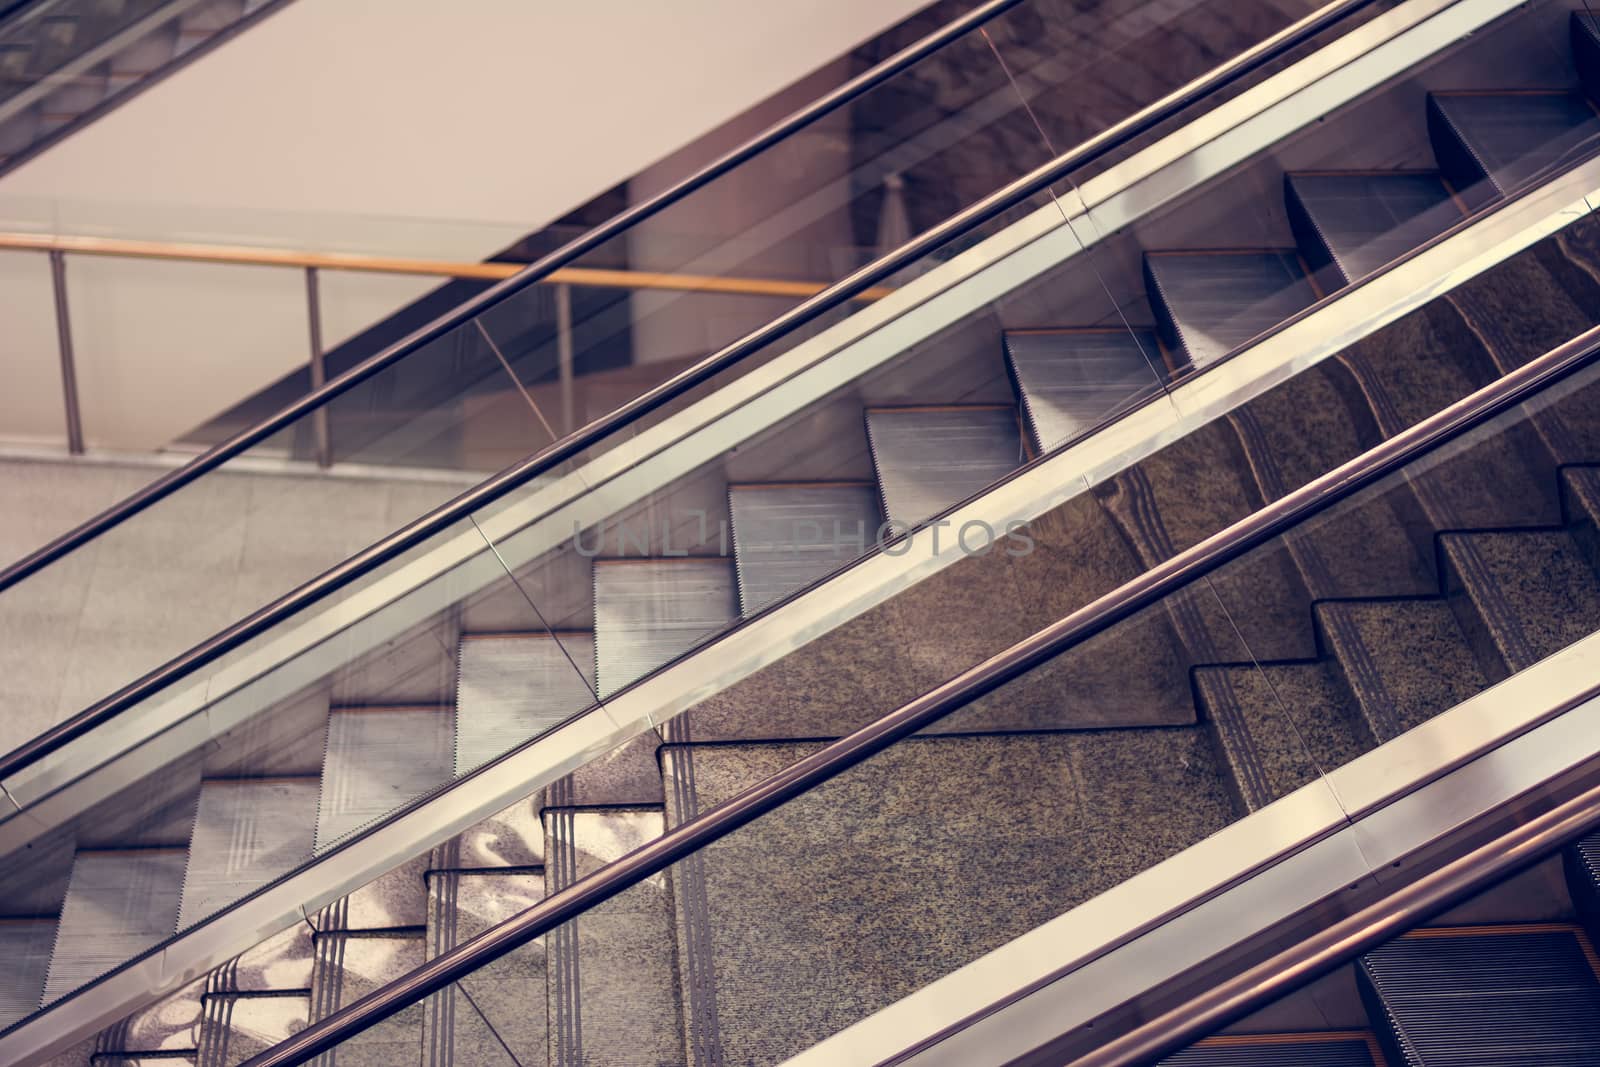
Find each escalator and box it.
[1159,834,1600,1066]
[0,0,280,170]
[5,0,1600,1062]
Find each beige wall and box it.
[0,0,928,451]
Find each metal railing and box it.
[236,315,1600,1067]
[0,0,1381,785]
[4,227,894,460]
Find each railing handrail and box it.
[0,230,894,298]
[0,0,1025,596]
[235,325,1600,1067]
[0,0,1379,781]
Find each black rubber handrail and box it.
[0,0,1026,598]
[237,325,1600,1067]
[0,0,1377,782]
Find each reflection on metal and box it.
[47,250,83,456]
[304,268,331,469]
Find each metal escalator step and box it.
[728,483,880,616]
[1285,172,1463,287]
[43,849,187,1005]
[1314,599,1489,743]
[0,919,54,1027]
[1568,833,1600,947]
[314,707,454,852]
[1427,92,1600,207]
[592,559,737,698]
[1193,661,1370,812]
[1160,1031,1381,1065]
[1439,528,1600,676]
[454,633,597,776]
[543,808,680,1067]
[1577,13,1600,105]
[1359,925,1600,1065]
[197,991,308,1067]
[864,406,1023,528]
[1003,329,1163,453]
[423,870,545,1067]
[177,779,319,931]
[1145,250,1319,370]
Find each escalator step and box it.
[1427,92,1600,208]
[728,482,879,617]
[1577,13,1600,106]
[864,406,1023,528]
[453,632,597,777]
[662,730,1234,1065]
[43,849,187,1005]
[177,778,319,931]
[1359,925,1600,1066]
[0,919,54,1027]
[309,931,424,1062]
[1285,172,1463,287]
[1161,1031,1381,1065]
[1003,328,1163,454]
[313,706,454,852]
[1314,598,1488,742]
[1193,660,1370,811]
[198,991,309,1067]
[543,808,680,1066]
[1145,250,1318,369]
[1568,833,1600,948]
[98,976,204,1058]
[1439,528,1600,676]
[592,558,737,698]
[423,869,545,1067]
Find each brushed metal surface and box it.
[454,634,597,777]
[729,484,880,616]
[865,407,1024,527]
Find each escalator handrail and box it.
[0,0,1380,782]
[0,0,1026,598]
[232,321,1600,1067]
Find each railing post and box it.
[304,266,332,468]
[48,250,85,455]
[556,282,575,435]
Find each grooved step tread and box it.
[864,406,1023,528]
[1145,250,1318,369]
[1360,925,1600,1065]
[1162,1031,1381,1065]
[1286,171,1462,286]
[178,778,319,931]
[454,633,597,776]
[0,920,54,1027]
[728,483,880,617]
[314,708,454,852]
[592,558,737,698]
[44,850,187,1006]
[1428,91,1600,202]
[1004,329,1163,453]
